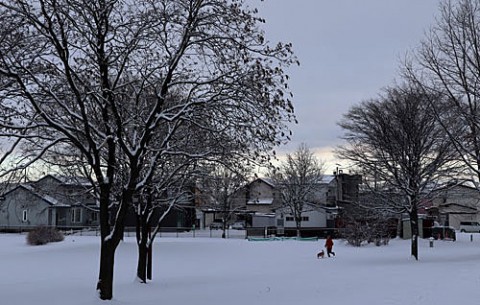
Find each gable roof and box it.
[426,203,477,214]
[253,177,275,188]
[275,202,337,213]
[254,175,334,188]
[3,184,69,207]
[34,174,91,186]
[322,175,335,184]
[432,181,479,193]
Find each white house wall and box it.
[277,209,327,228]
[252,214,275,227]
[431,186,480,209]
[431,185,480,228]
[449,214,477,229]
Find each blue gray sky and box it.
[249,0,440,170]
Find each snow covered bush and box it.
[343,218,392,247]
[344,221,369,247]
[26,226,64,246]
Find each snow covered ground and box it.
[1,232,480,305]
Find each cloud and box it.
[249,0,439,169]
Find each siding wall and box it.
[0,187,50,227]
[276,208,327,228]
[244,179,282,213]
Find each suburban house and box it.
[274,203,338,236]
[427,182,480,229]
[230,178,283,214]
[0,175,97,230]
[198,173,362,236]
[275,204,328,228]
[0,174,212,232]
[271,173,361,237]
[359,181,480,239]
[199,177,283,229]
[121,187,197,230]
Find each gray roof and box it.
[4,184,70,207]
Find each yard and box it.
[1,231,479,305]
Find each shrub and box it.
[26,226,64,245]
[344,221,369,247]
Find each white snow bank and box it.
[0,232,479,305]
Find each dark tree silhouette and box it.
[337,84,457,260]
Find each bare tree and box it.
[341,191,396,247]
[337,84,458,260]
[0,0,297,299]
[405,0,480,188]
[198,162,252,238]
[269,143,325,237]
[134,157,197,283]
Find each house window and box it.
[91,211,98,222]
[285,216,309,222]
[71,208,81,223]
[22,210,28,222]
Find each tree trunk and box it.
[410,208,419,260]
[136,196,152,283]
[96,239,117,300]
[96,185,117,300]
[136,227,154,282]
[96,213,123,299]
[96,183,128,299]
[136,214,150,283]
[411,232,418,260]
[147,243,152,280]
[222,215,227,238]
[295,220,301,238]
[222,223,226,239]
[136,240,148,283]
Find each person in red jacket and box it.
[325,235,335,257]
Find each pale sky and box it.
[249,0,440,172]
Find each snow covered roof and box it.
[426,203,478,214]
[274,202,337,213]
[252,212,275,217]
[247,198,273,205]
[321,175,335,184]
[45,174,91,186]
[257,177,275,187]
[252,175,334,188]
[4,184,69,207]
[431,181,478,192]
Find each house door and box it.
[56,209,67,226]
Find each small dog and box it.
[317,250,325,259]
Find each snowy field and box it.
[1,232,480,305]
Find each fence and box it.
[247,227,340,238]
[0,225,341,239]
[0,225,248,239]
